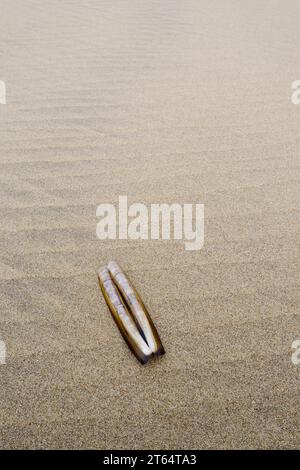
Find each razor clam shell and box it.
[98,267,152,362]
[107,261,165,356]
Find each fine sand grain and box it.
[0,0,299,449]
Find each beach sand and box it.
[0,0,299,449]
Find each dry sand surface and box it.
[0,0,299,449]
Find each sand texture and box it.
[0,0,299,449]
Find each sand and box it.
[0,0,299,449]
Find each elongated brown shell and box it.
[107,261,165,357]
[98,267,152,364]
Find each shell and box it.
[98,267,152,364]
[107,261,165,356]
